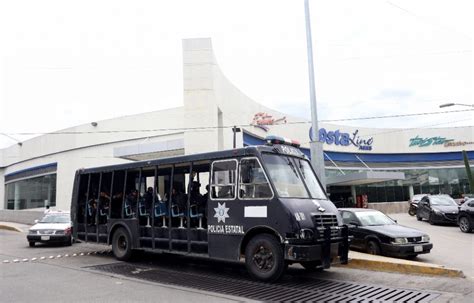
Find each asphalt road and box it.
[1,228,473,302]
[389,213,474,279]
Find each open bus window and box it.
[87,173,100,225]
[137,167,155,219]
[77,174,90,224]
[239,158,273,199]
[210,160,237,200]
[124,170,140,218]
[111,170,125,219]
[99,172,112,224]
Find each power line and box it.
[0,109,472,136]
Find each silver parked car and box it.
[27,211,74,247]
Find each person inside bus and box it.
[98,191,110,224]
[143,187,154,214]
[174,187,187,211]
[190,181,206,214]
[202,184,210,203]
[111,191,123,218]
[124,189,138,217]
[88,193,98,226]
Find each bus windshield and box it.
[261,153,326,199]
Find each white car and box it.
[27,211,74,247]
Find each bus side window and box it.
[111,170,125,219]
[77,174,90,224]
[239,158,273,199]
[210,160,237,200]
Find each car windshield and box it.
[355,211,396,226]
[430,196,457,206]
[40,215,70,223]
[261,153,325,199]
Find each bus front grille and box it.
[312,214,338,228]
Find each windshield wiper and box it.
[286,157,299,178]
[298,160,306,178]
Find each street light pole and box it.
[304,0,326,188]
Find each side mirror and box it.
[34,219,39,224]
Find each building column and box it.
[351,185,357,207]
[14,182,21,210]
[408,185,414,200]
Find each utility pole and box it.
[304,0,326,188]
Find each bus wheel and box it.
[300,260,323,272]
[112,227,133,261]
[245,234,285,282]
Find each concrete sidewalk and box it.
[341,251,464,278]
[0,222,465,278]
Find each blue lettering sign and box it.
[310,127,374,151]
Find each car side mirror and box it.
[34,219,39,224]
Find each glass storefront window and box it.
[327,167,471,203]
[4,174,57,210]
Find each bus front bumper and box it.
[284,226,350,267]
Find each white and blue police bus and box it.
[71,136,349,281]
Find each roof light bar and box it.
[265,135,301,148]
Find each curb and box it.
[337,257,465,278]
[0,224,23,233]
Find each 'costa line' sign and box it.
[309,127,374,151]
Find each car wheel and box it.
[459,216,472,233]
[65,236,73,246]
[245,234,286,282]
[366,240,381,255]
[112,227,133,261]
[29,242,35,247]
[416,215,422,221]
[300,260,323,272]
[428,213,435,225]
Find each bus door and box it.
[207,157,275,260]
[207,159,243,260]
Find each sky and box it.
[0,0,472,148]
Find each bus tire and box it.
[245,234,285,282]
[112,227,133,261]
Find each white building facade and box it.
[1,38,473,212]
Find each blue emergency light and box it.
[265,135,301,148]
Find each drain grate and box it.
[88,262,440,303]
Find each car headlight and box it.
[55,230,65,235]
[432,208,442,214]
[421,235,430,242]
[391,237,408,245]
[29,230,37,235]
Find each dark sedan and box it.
[458,198,474,233]
[339,208,432,258]
[416,195,459,225]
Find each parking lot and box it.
[389,213,474,279]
